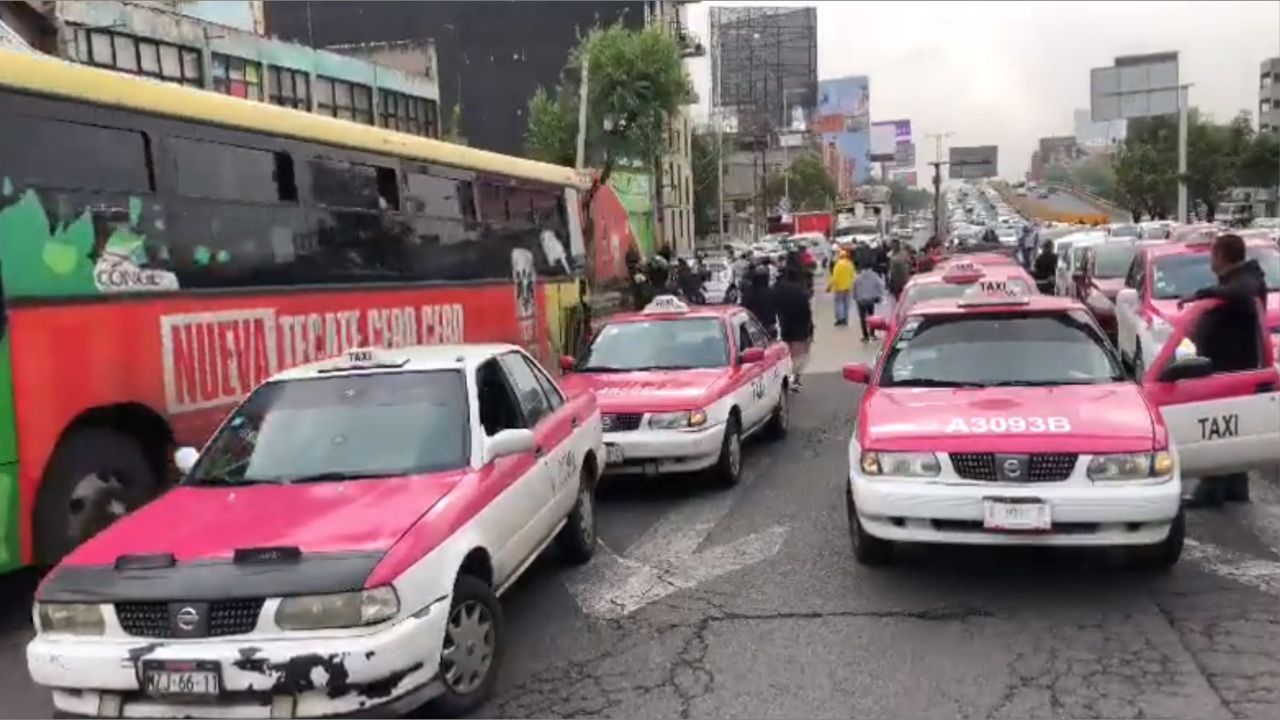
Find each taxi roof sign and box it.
[643,295,691,314]
[319,347,410,373]
[942,261,985,283]
[957,281,1030,307]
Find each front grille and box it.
[116,599,264,638]
[948,453,1078,483]
[603,413,644,432]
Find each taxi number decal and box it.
[1197,413,1238,440]
[751,376,766,400]
[945,416,1072,433]
[552,449,577,494]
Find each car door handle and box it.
[571,416,579,428]
[1257,382,1277,394]
[534,445,545,458]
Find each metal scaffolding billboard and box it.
[949,146,999,179]
[710,5,818,140]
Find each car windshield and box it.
[581,317,729,371]
[1151,247,1280,298]
[901,277,1031,314]
[882,312,1123,387]
[1110,224,1140,238]
[1092,243,1138,278]
[186,371,469,486]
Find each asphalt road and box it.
[2,293,1279,719]
[1027,188,1130,222]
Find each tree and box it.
[764,151,837,212]
[887,182,931,214]
[443,103,468,146]
[691,130,721,239]
[1238,130,1280,189]
[525,25,691,280]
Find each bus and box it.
[0,48,593,572]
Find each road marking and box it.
[1184,539,1280,595]
[567,490,788,619]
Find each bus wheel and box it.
[35,428,159,566]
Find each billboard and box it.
[948,146,998,179]
[870,122,898,161]
[815,76,871,186]
[894,141,915,167]
[1090,51,1179,122]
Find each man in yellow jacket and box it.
[827,250,855,326]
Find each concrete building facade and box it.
[1260,57,1280,134]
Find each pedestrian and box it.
[827,249,855,326]
[742,265,777,338]
[1177,233,1267,507]
[774,265,814,391]
[853,263,885,342]
[874,241,890,278]
[1033,241,1058,294]
[887,243,912,304]
[1017,224,1036,270]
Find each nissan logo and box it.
[1002,459,1023,478]
[176,606,200,631]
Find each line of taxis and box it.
[844,235,1280,567]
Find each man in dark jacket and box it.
[1178,233,1267,506]
[774,266,814,391]
[1033,242,1059,294]
[743,266,777,338]
[887,243,912,302]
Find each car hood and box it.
[561,369,730,413]
[858,384,1161,454]
[58,473,465,567]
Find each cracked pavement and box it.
[1,311,1278,719]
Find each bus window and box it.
[309,158,400,211]
[0,114,153,193]
[171,137,296,203]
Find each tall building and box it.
[265,0,700,255]
[3,1,439,135]
[1261,57,1280,133]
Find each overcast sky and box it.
[682,0,1280,181]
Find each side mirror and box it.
[559,355,575,373]
[842,363,872,385]
[484,428,536,464]
[1116,288,1138,307]
[174,446,199,475]
[1157,355,1214,383]
[867,316,888,332]
[739,347,765,364]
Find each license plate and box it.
[142,661,221,697]
[983,499,1051,531]
[606,444,624,464]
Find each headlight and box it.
[860,451,941,477]
[648,409,708,429]
[275,586,399,630]
[36,602,105,636]
[1088,451,1173,481]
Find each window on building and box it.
[1264,100,1274,114]
[315,77,375,125]
[379,90,440,137]
[211,53,263,101]
[1264,74,1273,89]
[268,66,311,111]
[71,27,202,87]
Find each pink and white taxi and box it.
[869,260,1036,338]
[559,296,791,487]
[844,287,1184,568]
[27,345,603,718]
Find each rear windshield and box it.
[1151,247,1280,298]
[882,312,1123,387]
[901,277,1031,314]
[581,317,729,371]
[1109,224,1140,238]
[186,371,469,486]
[1092,243,1138,278]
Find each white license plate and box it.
[606,444,624,464]
[983,499,1051,531]
[144,670,220,696]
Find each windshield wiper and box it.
[889,379,985,388]
[190,476,283,487]
[276,471,385,485]
[577,365,630,373]
[982,379,1113,387]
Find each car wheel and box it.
[846,488,893,566]
[709,415,742,488]
[556,466,597,565]
[431,574,504,717]
[764,386,789,441]
[35,428,160,567]
[1221,472,1251,502]
[1129,510,1185,572]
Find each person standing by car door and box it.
[853,265,885,342]
[1176,233,1269,505]
[774,265,814,391]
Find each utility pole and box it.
[1176,85,1189,224]
[574,55,590,170]
[925,132,954,240]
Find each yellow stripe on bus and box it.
[0,48,591,191]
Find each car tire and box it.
[431,574,504,717]
[1221,472,1251,502]
[556,466,597,565]
[35,428,160,567]
[846,488,893,566]
[1129,510,1185,572]
[709,415,742,488]
[763,386,789,441]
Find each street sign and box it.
[1090,51,1179,122]
[870,121,898,161]
[894,141,915,166]
[948,145,998,179]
